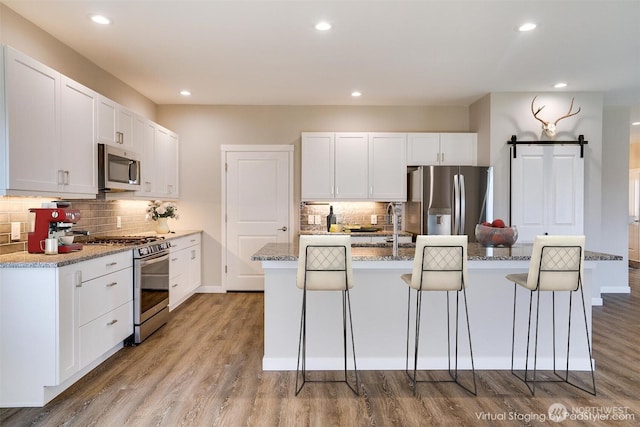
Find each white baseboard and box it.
[592,297,603,306]
[600,286,631,294]
[196,284,225,294]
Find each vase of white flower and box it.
[155,217,170,234]
[146,200,178,234]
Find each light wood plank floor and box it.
[2,272,639,426]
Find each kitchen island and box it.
[252,242,621,372]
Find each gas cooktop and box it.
[85,235,165,245]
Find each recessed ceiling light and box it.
[351,91,362,97]
[632,122,640,126]
[180,90,191,96]
[554,82,568,88]
[518,22,537,32]
[315,21,332,31]
[90,14,111,25]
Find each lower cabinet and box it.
[169,233,202,310]
[0,250,133,407]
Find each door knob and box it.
[278,226,288,231]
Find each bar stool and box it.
[295,235,359,396]
[401,235,476,395]
[506,235,595,396]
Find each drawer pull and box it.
[172,284,178,288]
[190,239,196,243]
[171,258,178,262]
[106,282,118,287]
[106,319,118,326]
[106,262,118,267]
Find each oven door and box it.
[135,252,169,324]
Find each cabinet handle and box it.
[106,262,118,267]
[106,319,118,326]
[190,239,196,243]
[63,170,70,185]
[335,186,339,196]
[172,284,178,288]
[370,186,373,196]
[171,257,178,262]
[116,131,124,144]
[442,153,444,163]
[106,281,118,287]
[191,249,196,260]
[57,169,64,185]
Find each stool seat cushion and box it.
[297,235,354,291]
[407,235,467,291]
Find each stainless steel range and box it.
[87,236,171,344]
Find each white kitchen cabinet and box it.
[0,251,133,407]
[301,132,335,199]
[0,46,97,198]
[301,132,406,201]
[97,95,140,152]
[406,133,477,166]
[169,233,202,310]
[368,133,407,200]
[136,121,180,199]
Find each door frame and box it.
[220,144,294,291]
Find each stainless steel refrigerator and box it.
[405,166,493,242]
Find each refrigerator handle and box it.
[460,174,466,235]
[453,174,460,234]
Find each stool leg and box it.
[344,288,359,395]
[295,288,307,395]
[511,284,518,374]
[460,285,477,395]
[578,284,597,395]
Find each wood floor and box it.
[2,272,639,426]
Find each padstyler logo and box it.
[548,403,569,423]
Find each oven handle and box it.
[139,252,169,267]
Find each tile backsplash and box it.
[300,201,403,232]
[0,197,157,255]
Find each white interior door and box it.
[629,169,640,262]
[511,145,584,242]
[224,147,292,291]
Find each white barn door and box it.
[511,145,584,242]
[222,145,293,291]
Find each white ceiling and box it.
[3,0,640,128]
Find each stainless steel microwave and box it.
[98,143,141,192]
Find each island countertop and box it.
[251,242,622,262]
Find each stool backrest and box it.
[297,235,354,291]
[409,235,467,291]
[526,235,585,291]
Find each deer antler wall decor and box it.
[531,96,581,138]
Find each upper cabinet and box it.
[406,133,477,166]
[301,132,406,202]
[137,121,179,199]
[0,46,98,198]
[97,95,141,153]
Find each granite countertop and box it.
[299,230,412,237]
[251,242,623,262]
[0,230,202,268]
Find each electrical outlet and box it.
[116,216,122,228]
[307,215,314,224]
[11,222,21,241]
[370,214,377,225]
[315,215,322,225]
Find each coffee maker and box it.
[28,208,83,253]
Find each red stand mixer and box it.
[28,208,83,253]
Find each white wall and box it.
[156,105,470,287]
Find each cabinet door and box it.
[335,133,368,199]
[166,130,179,198]
[60,76,98,195]
[97,95,118,146]
[369,133,407,201]
[440,133,477,166]
[117,106,135,151]
[406,133,440,165]
[301,132,335,200]
[5,47,61,192]
[58,267,80,382]
[511,145,584,242]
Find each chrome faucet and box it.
[387,202,399,257]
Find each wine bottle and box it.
[327,205,336,232]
